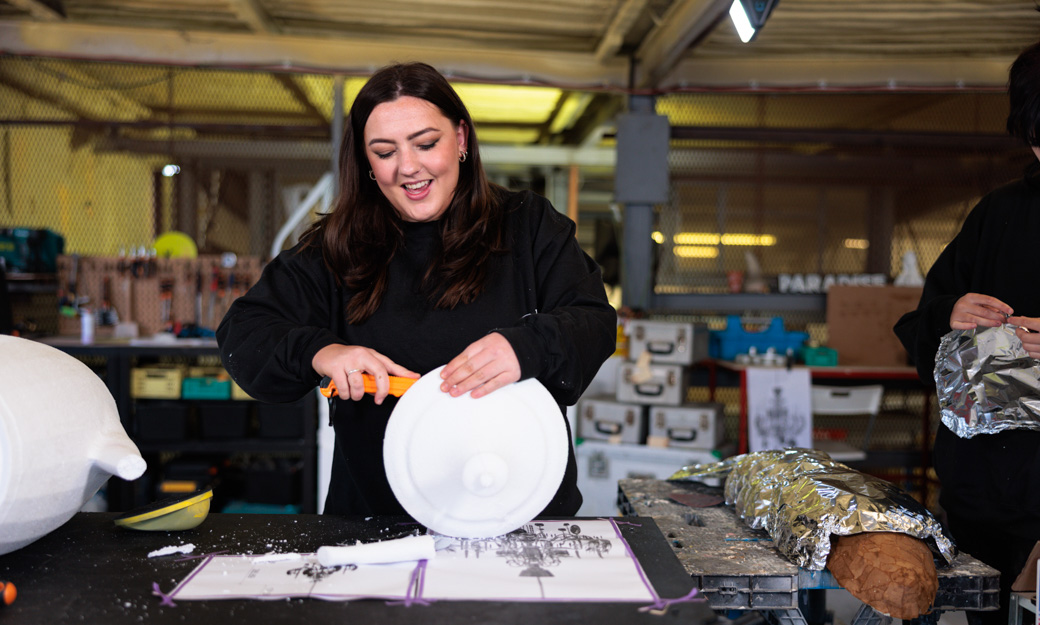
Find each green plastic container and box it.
[801,345,839,367]
[181,376,231,400]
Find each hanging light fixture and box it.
[729,0,778,43]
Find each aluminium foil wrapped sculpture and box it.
[669,448,954,619]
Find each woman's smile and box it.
[365,96,467,222]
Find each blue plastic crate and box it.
[709,315,809,361]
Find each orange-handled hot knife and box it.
[319,374,416,399]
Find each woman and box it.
[893,40,1040,625]
[217,62,617,518]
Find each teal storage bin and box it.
[709,315,809,361]
[800,345,839,366]
[182,377,231,400]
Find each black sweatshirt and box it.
[217,189,617,517]
[893,171,1040,536]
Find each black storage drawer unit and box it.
[256,400,306,439]
[198,402,251,439]
[134,401,190,442]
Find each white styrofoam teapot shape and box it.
[0,335,146,555]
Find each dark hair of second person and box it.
[1007,39,1040,146]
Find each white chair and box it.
[810,385,884,463]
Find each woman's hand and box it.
[312,344,419,405]
[440,332,521,399]
[950,293,1012,330]
[1008,316,1040,359]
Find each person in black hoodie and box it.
[217,62,616,520]
[893,39,1040,625]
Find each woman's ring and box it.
[347,369,361,375]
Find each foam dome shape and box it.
[0,335,146,555]
[383,366,568,539]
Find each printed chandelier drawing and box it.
[729,0,778,43]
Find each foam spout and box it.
[92,436,146,481]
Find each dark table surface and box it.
[0,512,719,624]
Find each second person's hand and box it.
[950,293,1012,330]
[1008,315,1040,359]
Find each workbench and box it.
[618,478,999,624]
[0,512,717,624]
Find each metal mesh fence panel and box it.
[650,90,1031,345]
[0,57,336,334]
[655,91,1029,295]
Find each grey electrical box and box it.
[614,112,670,204]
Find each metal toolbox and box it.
[578,395,647,444]
[615,361,686,406]
[626,320,709,366]
[647,402,726,450]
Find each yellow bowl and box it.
[114,489,213,531]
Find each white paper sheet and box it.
[169,553,417,601]
[423,520,655,601]
[167,519,657,603]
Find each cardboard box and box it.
[826,285,922,367]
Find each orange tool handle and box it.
[319,374,416,398]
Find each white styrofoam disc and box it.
[383,366,568,538]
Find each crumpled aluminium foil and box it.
[668,448,956,570]
[935,324,1040,438]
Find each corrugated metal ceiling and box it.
[0,0,1037,150]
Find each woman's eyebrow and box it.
[368,127,439,146]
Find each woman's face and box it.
[364,96,468,223]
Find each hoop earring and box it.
[459,151,467,163]
[368,170,376,181]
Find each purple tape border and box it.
[386,558,433,607]
[152,520,702,611]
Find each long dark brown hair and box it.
[300,62,505,324]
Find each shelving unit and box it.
[40,337,318,513]
[5,272,60,335]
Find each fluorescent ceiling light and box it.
[729,0,756,43]
[729,0,778,44]
[673,246,720,259]
[548,92,594,134]
[672,232,776,246]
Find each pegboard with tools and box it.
[56,254,261,338]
